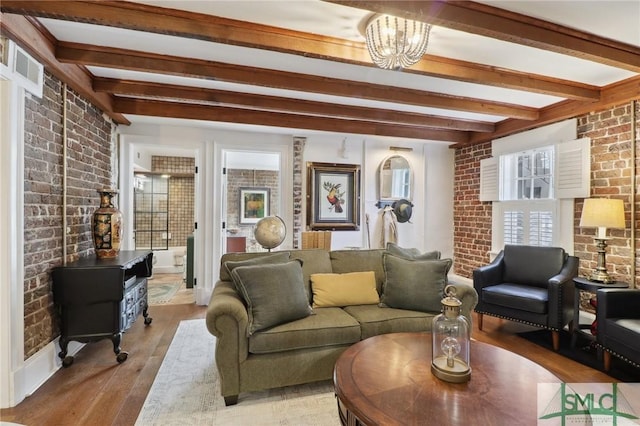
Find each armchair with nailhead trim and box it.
[473,245,578,351]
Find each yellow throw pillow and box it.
[311,271,380,308]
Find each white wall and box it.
[303,134,455,255]
[118,122,457,303]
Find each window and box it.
[134,173,169,250]
[498,147,555,247]
[501,146,553,201]
[480,129,590,253]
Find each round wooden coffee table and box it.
[334,333,560,426]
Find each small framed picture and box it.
[307,162,360,231]
[239,187,270,224]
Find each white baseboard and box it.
[6,338,83,407]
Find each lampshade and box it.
[364,14,431,70]
[580,198,625,238]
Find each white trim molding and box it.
[0,79,26,408]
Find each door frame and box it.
[214,140,293,276]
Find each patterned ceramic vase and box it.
[92,188,123,259]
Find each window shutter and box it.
[556,137,590,199]
[529,210,553,246]
[479,157,499,201]
[503,210,524,245]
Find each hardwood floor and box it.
[0,310,621,426]
[0,303,206,426]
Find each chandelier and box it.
[364,14,431,70]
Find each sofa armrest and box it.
[472,250,504,290]
[206,281,250,398]
[597,288,640,320]
[451,284,479,329]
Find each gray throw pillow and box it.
[230,260,312,336]
[224,252,291,291]
[380,253,452,313]
[385,242,441,260]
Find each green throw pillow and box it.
[230,260,312,336]
[380,253,452,313]
[224,252,291,291]
[385,243,441,260]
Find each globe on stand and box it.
[254,216,286,251]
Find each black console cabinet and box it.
[52,250,153,366]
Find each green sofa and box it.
[206,248,478,405]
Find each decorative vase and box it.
[92,188,123,259]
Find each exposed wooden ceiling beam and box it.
[114,97,471,143]
[458,75,640,147]
[326,1,640,72]
[57,42,539,120]
[0,1,600,101]
[94,78,495,133]
[0,12,129,125]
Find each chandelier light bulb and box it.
[441,336,461,368]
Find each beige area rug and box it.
[147,280,182,305]
[135,319,340,426]
[147,273,194,305]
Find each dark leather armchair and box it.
[473,245,578,350]
[596,288,640,371]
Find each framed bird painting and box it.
[306,162,360,231]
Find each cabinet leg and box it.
[58,336,74,367]
[143,303,153,325]
[111,332,122,355]
[58,335,69,359]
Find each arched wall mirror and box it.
[378,155,412,204]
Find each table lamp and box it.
[579,198,625,284]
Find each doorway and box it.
[223,150,280,254]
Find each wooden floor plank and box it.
[0,306,626,425]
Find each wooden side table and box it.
[571,277,628,348]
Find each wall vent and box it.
[0,40,43,98]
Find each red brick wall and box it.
[453,101,640,287]
[575,102,638,285]
[453,142,493,277]
[23,71,114,358]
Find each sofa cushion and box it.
[230,260,312,336]
[249,307,361,353]
[380,254,452,313]
[386,243,441,260]
[221,251,291,282]
[330,249,386,294]
[344,305,435,340]
[310,271,380,308]
[502,245,566,288]
[290,249,333,303]
[482,283,548,314]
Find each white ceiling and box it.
[4,0,639,149]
